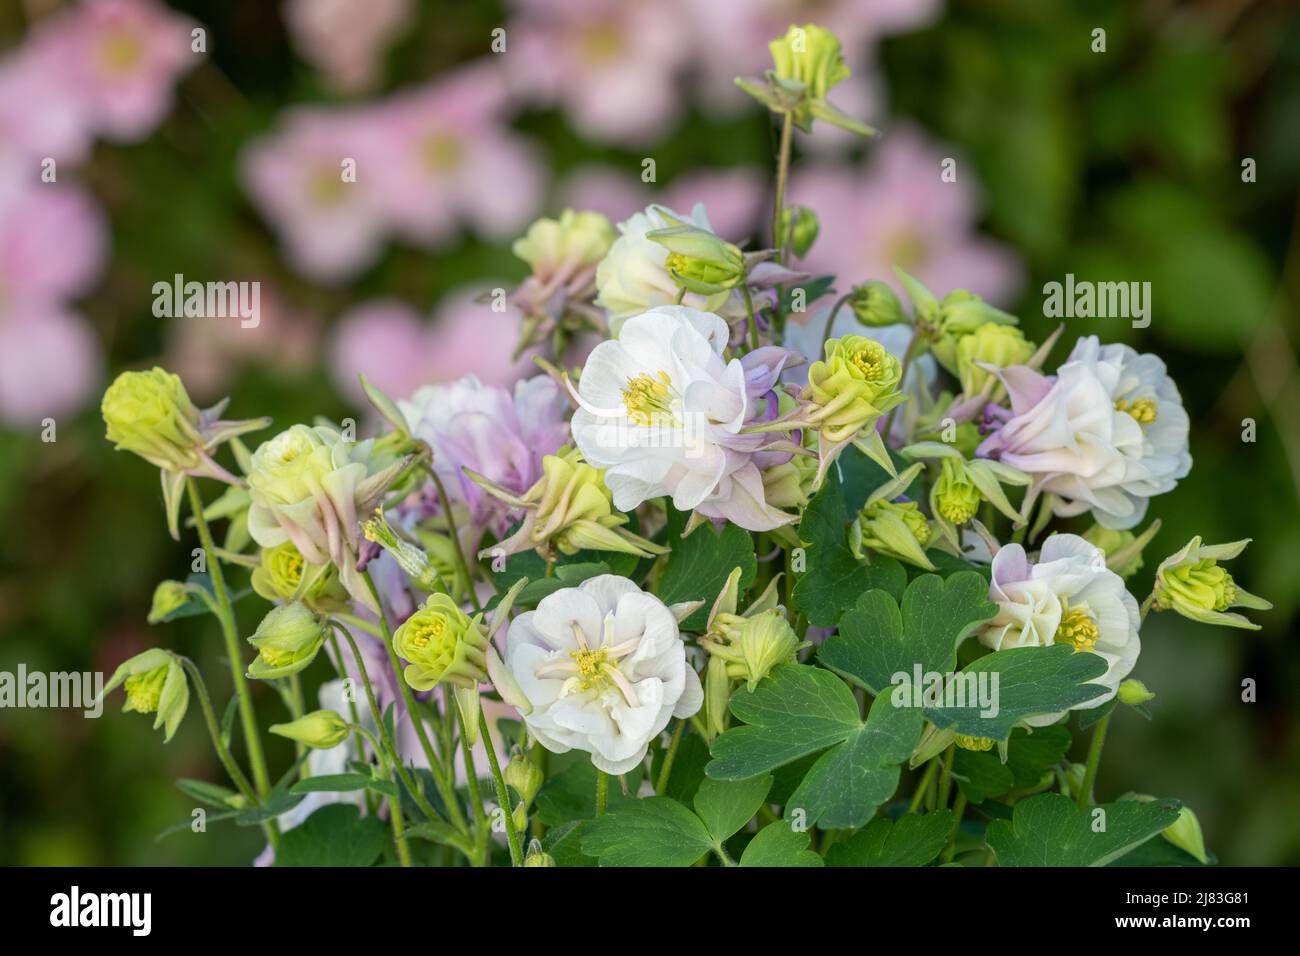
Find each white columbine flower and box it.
[595,203,735,333]
[978,335,1191,529]
[502,574,703,774]
[570,304,799,531]
[979,533,1141,725]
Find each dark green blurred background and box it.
[0,0,1297,865]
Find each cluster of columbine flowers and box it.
[99,23,1269,868]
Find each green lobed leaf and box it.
[986,793,1182,867]
[580,797,714,867]
[740,822,824,867]
[954,725,1072,803]
[274,804,387,867]
[693,775,773,846]
[825,811,955,867]
[656,507,756,631]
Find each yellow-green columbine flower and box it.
[892,269,1019,376]
[101,367,270,539]
[806,335,905,441]
[469,449,666,562]
[100,649,189,742]
[511,210,616,353]
[955,323,1035,397]
[391,593,488,692]
[270,709,350,750]
[647,214,746,296]
[902,442,1030,547]
[736,24,874,136]
[247,602,327,680]
[249,541,346,606]
[513,209,615,277]
[1152,537,1272,630]
[849,463,934,570]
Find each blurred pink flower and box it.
[241,107,390,283]
[788,125,1022,304]
[35,0,199,143]
[558,165,766,244]
[507,0,691,143]
[0,183,106,303]
[0,305,101,427]
[283,0,412,94]
[328,288,538,407]
[0,43,94,168]
[370,64,542,246]
[164,284,319,400]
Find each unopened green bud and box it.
[703,654,732,740]
[778,205,819,258]
[849,281,906,327]
[736,610,800,690]
[392,594,487,692]
[1118,678,1155,706]
[247,602,327,680]
[102,367,203,472]
[523,839,555,867]
[955,324,1034,395]
[147,580,193,624]
[1161,805,1209,864]
[851,498,933,570]
[505,754,545,807]
[270,709,350,750]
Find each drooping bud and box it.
[147,580,195,624]
[647,221,746,296]
[849,280,906,328]
[1161,805,1210,864]
[391,594,488,692]
[735,610,801,690]
[100,648,190,742]
[247,602,328,680]
[778,205,819,259]
[1118,678,1155,706]
[933,458,981,526]
[270,709,350,750]
[102,367,204,472]
[523,839,556,867]
[505,754,545,807]
[851,497,934,570]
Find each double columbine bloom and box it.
[500,575,703,774]
[245,423,411,609]
[101,367,269,538]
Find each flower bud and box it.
[735,610,800,690]
[769,24,850,103]
[1083,525,1144,579]
[778,205,819,258]
[102,368,204,472]
[1153,537,1272,630]
[1161,805,1209,864]
[270,709,350,750]
[513,209,614,276]
[703,654,732,740]
[1117,678,1155,706]
[955,324,1034,396]
[391,594,487,692]
[505,754,545,807]
[648,223,745,296]
[523,839,555,867]
[147,580,194,624]
[806,335,904,443]
[849,281,906,327]
[101,648,189,742]
[247,602,327,680]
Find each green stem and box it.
[179,658,258,804]
[820,293,853,357]
[595,769,609,817]
[422,464,482,612]
[772,112,794,264]
[655,720,686,796]
[1077,712,1111,810]
[907,759,939,813]
[350,725,413,868]
[185,477,272,801]
[329,621,448,830]
[936,744,956,809]
[456,703,491,867]
[942,791,967,863]
[479,710,524,866]
[287,672,307,771]
[361,569,471,837]
[713,844,737,867]
[741,282,760,352]
[883,328,924,441]
[1139,593,1156,622]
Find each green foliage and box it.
[274,805,387,868]
[825,812,954,867]
[656,507,757,630]
[985,793,1182,867]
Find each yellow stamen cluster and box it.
[424,132,464,172]
[848,342,889,381]
[570,647,610,690]
[622,371,674,426]
[1056,606,1100,652]
[955,734,995,752]
[124,669,166,713]
[407,616,447,651]
[1115,396,1158,425]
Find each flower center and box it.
[124,669,166,712]
[408,616,448,651]
[309,167,349,206]
[955,734,994,752]
[849,343,888,381]
[423,131,463,172]
[622,371,675,425]
[578,24,623,64]
[1055,606,1100,652]
[100,32,141,74]
[1115,397,1158,424]
[570,647,610,689]
[258,645,298,667]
